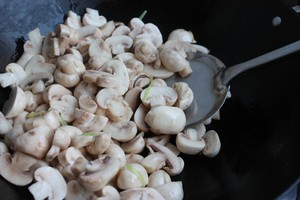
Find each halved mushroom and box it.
[54,68,81,88]
[24,91,43,112]
[140,86,178,108]
[19,72,54,93]
[121,132,145,154]
[145,106,186,134]
[2,86,27,118]
[147,142,184,176]
[82,8,107,27]
[24,55,56,76]
[140,152,167,174]
[103,120,137,142]
[13,125,53,159]
[172,82,194,110]
[0,151,35,186]
[28,166,67,200]
[202,130,221,158]
[17,28,44,68]
[167,28,196,43]
[50,94,78,123]
[105,35,133,55]
[78,95,98,113]
[79,155,122,192]
[0,112,13,135]
[86,132,111,156]
[98,185,120,200]
[176,128,206,155]
[0,63,26,88]
[43,84,72,104]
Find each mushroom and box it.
[126,153,144,164]
[57,54,86,75]
[134,39,159,64]
[82,8,107,27]
[54,68,80,88]
[88,38,112,70]
[145,106,186,135]
[140,152,167,174]
[121,132,145,154]
[19,72,54,93]
[24,91,43,112]
[65,10,82,30]
[128,17,144,40]
[167,28,196,43]
[57,146,86,167]
[117,163,149,189]
[49,94,78,123]
[17,28,44,67]
[4,124,24,148]
[28,166,67,200]
[24,55,56,75]
[0,63,26,88]
[105,142,127,167]
[105,35,133,55]
[135,22,163,48]
[147,142,184,176]
[42,32,60,64]
[100,20,115,39]
[140,86,178,108]
[119,188,165,200]
[0,142,8,155]
[85,59,130,95]
[46,125,79,162]
[86,132,111,156]
[133,103,150,132]
[124,87,143,112]
[159,40,209,77]
[78,94,98,113]
[0,112,13,135]
[155,181,184,200]
[2,86,27,118]
[112,24,131,36]
[72,108,108,132]
[65,180,98,200]
[13,125,53,159]
[42,84,72,104]
[0,151,35,186]
[73,80,98,99]
[148,169,171,188]
[24,109,61,131]
[202,130,221,158]
[103,120,137,142]
[143,63,174,79]
[176,128,206,155]
[98,185,120,200]
[79,155,122,192]
[172,82,194,110]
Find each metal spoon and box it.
[165,40,300,127]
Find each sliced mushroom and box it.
[2,86,27,118]
[24,55,56,75]
[105,142,127,167]
[57,146,86,167]
[19,72,54,93]
[73,80,98,99]
[43,84,72,104]
[140,86,178,108]
[24,91,43,112]
[155,181,184,200]
[202,130,221,158]
[28,166,67,200]
[140,152,167,174]
[88,38,112,70]
[148,169,171,188]
[86,132,111,156]
[120,188,165,200]
[78,94,98,113]
[79,155,122,192]
[121,132,145,154]
[105,35,133,55]
[0,63,26,88]
[82,8,107,27]
[176,129,206,155]
[172,82,194,110]
[134,39,159,64]
[103,120,137,142]
[143,63,174,79]
[65,10,82,30]
[167,28,196,43]
[124,87,143,112]
[65,180,98,200]
[50,94,78,123]
[0,112,13,135]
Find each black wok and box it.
[0,0,300,199]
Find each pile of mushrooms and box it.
[0,8,223,200]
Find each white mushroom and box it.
[85,132,111,156]
[133,103,150,132]
[121,132,145,154]
[28,166,67,200]
[145,106,186,134]
[0,142,8,155]
[65,10,82,30]
[24,55,56,76]
[58,146,86,167]
[105,142,127,167]
[148,169,171,188]
[134,39,159,64]
[79,155,122,192]
[172,82,194,110]
[155,181,184,200]
[83,8,107,27]
[24,91,43,112]
[13,125,53,159]
[17,28,44,67]
[120,188,165,200]
[105,35,133,55]
[43,84,72,104]
[167,28,196,43]
[42,32,60,64]
[73,80,98,99]
[103,120,137,142]
[2,86,27,118]
[140,152,167,174]
[0,112,13,135]
[124,87,143,112]
[140,86,178,108]
[143,63,174,79]
[98,185,121,200]
[202,130,221,158]
[176,128,206,155]
[65,180,98,200]
[88,38,112,70]
[0,63,26,88]
[78,95,98,113]
[117,163,149,189]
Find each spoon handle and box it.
[222,40,300,85]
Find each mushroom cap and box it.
[155,181,184,200]
[148,169,171,188]
[103,120,137,142]
[167,28,196,43]
[172,82,194,110]
[120,188,165,200]
[203,130,221,158]
[50,94,78,123]
[145,106,186,134]
[176,132,206,155]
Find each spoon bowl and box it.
[166,40,300,126]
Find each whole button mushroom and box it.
[145,106,186,134]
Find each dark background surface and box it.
[0,0,300,199]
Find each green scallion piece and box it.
[139,10,147,20]
[142,76,153,102]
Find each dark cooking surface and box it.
[1,0,300,199]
